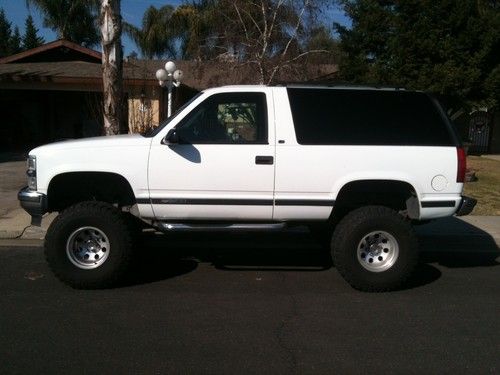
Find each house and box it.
[0,40,197,152]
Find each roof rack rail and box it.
[272,82,407,91]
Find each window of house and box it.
[176,92,268,144]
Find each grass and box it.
[463,156,500,215]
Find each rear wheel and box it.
[332,206,418,292]
[45,201,133,289]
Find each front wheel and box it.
[331,206,418,292]
[44,201,134,289]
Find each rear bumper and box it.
[456,195,477,216]
[18,186,48,222]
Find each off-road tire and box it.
[332,206,418,292]
[44,201,133,289]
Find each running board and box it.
[155,222,287,232]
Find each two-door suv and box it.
[19,85,476,291]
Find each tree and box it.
[169,1,220,60]
[123,2,220,60]
[26,0,99,47]
[123,5,177,58]
[23,15,45,50]
[205,0,332,84]
[0,9,25,56]
[336,0,500,110]
[10,26,22,54]
[100,0,123,135]
[304,25,340,64]
[0,8,13,56]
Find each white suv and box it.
[19,85,476,291]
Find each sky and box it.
[0,0,351,56]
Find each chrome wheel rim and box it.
[357,230,399,272]
[66,226,110,269]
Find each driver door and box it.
[148,91,275,220]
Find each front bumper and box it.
[456,195,477,216]
[18,186,48,224]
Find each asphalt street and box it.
[1,231,499,374]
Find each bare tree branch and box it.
[267,48,328,83]
[280,0,310,61]
[234,3,250,42]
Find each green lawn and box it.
[463,156,500,216]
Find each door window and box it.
[176,92,267,144]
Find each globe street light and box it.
[155,61,184,118]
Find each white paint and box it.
[431,175,448,191]
[29,134,153,218]
[148,86,276,219]
[28,85,464,222]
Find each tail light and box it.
[456,147,466,183]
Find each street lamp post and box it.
[155,61,184,118]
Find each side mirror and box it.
[163,129,179,144]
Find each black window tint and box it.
[176,92,267,144]
[287,88,456,146]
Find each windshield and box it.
[142,91,204,137]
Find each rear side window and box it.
[287,88,456,146]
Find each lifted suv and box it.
[19,85,476,291]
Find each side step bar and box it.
[155,222,287,232]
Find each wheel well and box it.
[47,172,136,212]
[333,180,418,219]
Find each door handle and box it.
[255,156,274,165]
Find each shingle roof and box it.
[0,59,338,90]
[0,39,101,64]
[131,60,339,90]
[0,60,161,86]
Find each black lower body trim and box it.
[275,199,334,206]
[137,198,334,207]
[421,200,456,208]
[455,196,477,216]
[151,198,273,205]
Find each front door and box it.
[148,91,275,220]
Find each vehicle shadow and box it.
[124,246,199,287]
[416,217,500,268]
[125,230,329,286]
[125,221,499,290]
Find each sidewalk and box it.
[482,154,500,162]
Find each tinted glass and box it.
[176,92,267,144]
[144,92,203,137]
[287,88,456,146]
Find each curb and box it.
[0,230,24,239]
[0,225,47,240]
[0,238,43,247]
